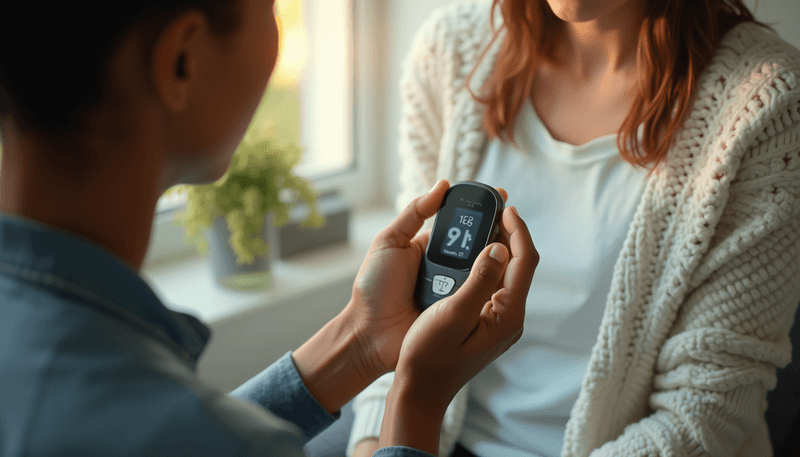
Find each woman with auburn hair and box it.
[349,0,800,456]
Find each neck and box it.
[0,121,165,272]
[554,1,645,78]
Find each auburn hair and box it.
[468,0,769,171]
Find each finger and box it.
[409,228,431,256]
[493,206,516,248]
[376,179,449,248]
[462,300,495,342]
[462,288,522,357]
[445,242,508,338]
[497,207,537,322]
[490,206,527,286]
[496,187,508,204]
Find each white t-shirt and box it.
[462,101,649,457]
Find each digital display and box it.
[440,208,483,259]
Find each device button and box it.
[432,275,456,295]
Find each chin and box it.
[166,158,230,188]
[546,0,625,22]
[201,164,231,185]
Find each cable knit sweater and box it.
[348,2,800,456]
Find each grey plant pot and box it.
[206,214,272,291]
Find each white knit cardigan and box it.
[347,2,800,456]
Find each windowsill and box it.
[141,204,397,326]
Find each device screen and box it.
[440,207,484,259]
[426,183,500,270]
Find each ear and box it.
[152,11,206,113]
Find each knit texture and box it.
[349,1,800,456]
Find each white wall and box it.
[380,0,800,207]
[745,0,800,48]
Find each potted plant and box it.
[170,125,324,290]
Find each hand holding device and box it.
[380,199,538,455]
[292,180,538,449]
[342,179,452,376]
[295,180,454,414]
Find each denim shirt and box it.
[0,212,432,457]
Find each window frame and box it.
[143,0,385,267]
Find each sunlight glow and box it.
[272,0,307,87]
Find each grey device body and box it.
[415,181,504,310]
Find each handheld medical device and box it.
[415,181,504,310]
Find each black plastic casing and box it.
[415,181,504,310]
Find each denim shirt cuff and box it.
[372,446,437,457]
[229,351,339,443]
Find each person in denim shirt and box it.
[0,0,537,456]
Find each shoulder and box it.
[673,24,800,266]
[702,22,800,115]
[2,298,303,456]
[716,21,800,71]
[686,22,800,174]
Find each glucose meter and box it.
[415,181,504,310]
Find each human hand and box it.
[342,179,455,380]
[390,204,536,417]
[293,180,512,416]
[343,181,508,380]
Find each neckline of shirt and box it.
[520,101,621,165]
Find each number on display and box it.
[446,227,473,249]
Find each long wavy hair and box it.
[468,0,769,171]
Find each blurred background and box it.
[140,0,800,392]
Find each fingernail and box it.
[489,244,507,263]
[428,179,442,194]
[510,206,518,216]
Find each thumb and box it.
[446,243,508,328]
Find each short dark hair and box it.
[0,1,244,141]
